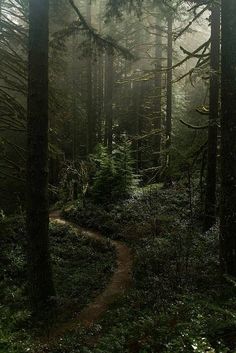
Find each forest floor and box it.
[1,184,236,353]
[0,209,117,353]
[46,211,133,343]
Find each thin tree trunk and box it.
[0,0,2,32]
[72,34,78,163]
[135,82,142,172]
[132,81,142,172]
[104,51,113,154]
[93,53,98,141]
[86,0,95,154]
[220,0,236,276]
[97,53,104,143]
[26,0,55,317]
[204,3,220,231]
[166,14,173,174]
[153,18,162,171]
[97,3,104,144]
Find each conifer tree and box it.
[26,0,55,317]
[220,0,236,277]
[204,2,220,231]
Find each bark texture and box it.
[166,14,173,168]
[220,0,236,276]
[104,51,113,154]
[86,0,96,154]
[153,19,162,169]
[26,0,55,316]
[204,3,220,231]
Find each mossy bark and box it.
[204,3,220,231]
[166,14,173,172]
[26,0,55,317]
[153,18,163,170]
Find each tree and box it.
[86,0,96,155]
[96,1,105,144]
[165,13,173,179]
[133,80,142,172]
[104,50,114,154]
[220,0,236,277]
[153,16,163,171]
[26,0,55,317]
[204,2,220,231]
[92,141,136,204]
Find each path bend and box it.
[47,211,133,340]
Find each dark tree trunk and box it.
[104,51,113,154]
[86,0,96,154]
[166,14,173,172]
[220,0,236,276]
[71,34,78,163]
[153,19,163,171]
[26,0,55,316]
[97,53,104,143]
[204,3,220,231]
[96,2,104,144]
[0,0,2,31]
[93,53,98,141]
[134,81,142,172]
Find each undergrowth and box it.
[61,184,236,353]
[0,218,116,353]
[1,183,236,353]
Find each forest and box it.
[0,0,236,352]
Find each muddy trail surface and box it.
[43,211,133,344]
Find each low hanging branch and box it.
[105,0,144,19]
[196,105,209,115]
[173,38,210,70]
[68,0,135,60]
[174,68,194,83]
[180,45,209,59]
[174,5,209,40]
[180,119,209,130]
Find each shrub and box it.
[92,142,138,204]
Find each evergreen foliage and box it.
[1,0,236,351]
[92,141,138,204]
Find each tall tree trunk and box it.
[86,0,95,154]
[0,0,2,31]
[26,0,55,316]
[166,14,173,175]
[97,53,104,143]
[97,3,104,144]
[203,3,220,231]
[220,0,236,276]
[93,53,98,141]
[104,51,113,154]
[134,81,142,172]
[72,34,78,163]
[153,18,162,171]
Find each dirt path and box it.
[47,211,133,341]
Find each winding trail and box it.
[47,211,133,341]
